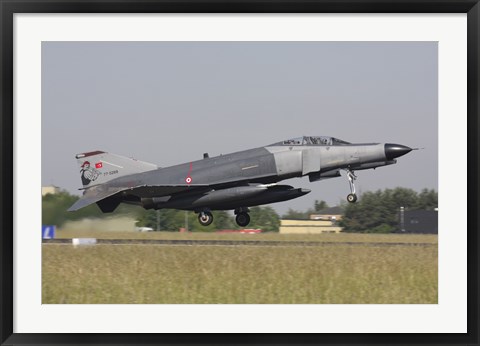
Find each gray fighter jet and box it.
[68,136,412,227]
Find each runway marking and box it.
[241,165,259,170]
[43,239,437,248]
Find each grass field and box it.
[42,232,437,304]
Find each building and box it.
[42,185,60,196]
[309,206,344,222]
[279,219,342,234]
[399,210,438,234]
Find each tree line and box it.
[339,188,437,233]
[42,190,280,232]
[42,187,437,233]
[135,207,280,232]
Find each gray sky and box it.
[42,41,438,215]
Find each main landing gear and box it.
[196,208,251,227]
[345,169,358,203]
[198,210,213,226]
[235,208,251,227]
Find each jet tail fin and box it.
[75,151,157,188]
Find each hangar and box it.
[400,209,438,234]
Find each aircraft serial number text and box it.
[103,170,119,176]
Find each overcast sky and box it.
[42,41,437,215]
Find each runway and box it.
[42,238,436,247]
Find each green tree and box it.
[282,208,309,220]
[42,191,82,226]
[282,200,330,220]
[416,189,438,210]
[43,190,141,227]
[248,206,281,232]
[339,187,438,233]
[213,211,237,230]
[136,209,237,232]
[136,209,162,230]
[314,200,329,212]
[160,209,190,231]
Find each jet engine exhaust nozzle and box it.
[384,143,412,160]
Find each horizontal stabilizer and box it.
[67,186,124,212]
[67,196,104,212]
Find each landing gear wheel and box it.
[344,169,358,203]
[347,193,357,203]
[198,211,213,226]
[235,213,250,227]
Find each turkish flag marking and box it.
[95,162,103,169]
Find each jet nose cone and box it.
[384,143,412,160]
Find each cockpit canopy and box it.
[270,136,351,146]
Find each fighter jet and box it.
[68,136,412,227]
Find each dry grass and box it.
[42,235,437,304]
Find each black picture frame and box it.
[1,1,478,345]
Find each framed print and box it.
[1,1,479,345]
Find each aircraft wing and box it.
[67,183,210,212]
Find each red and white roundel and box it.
[185,176,192,184]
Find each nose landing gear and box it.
[346,169,358,203]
